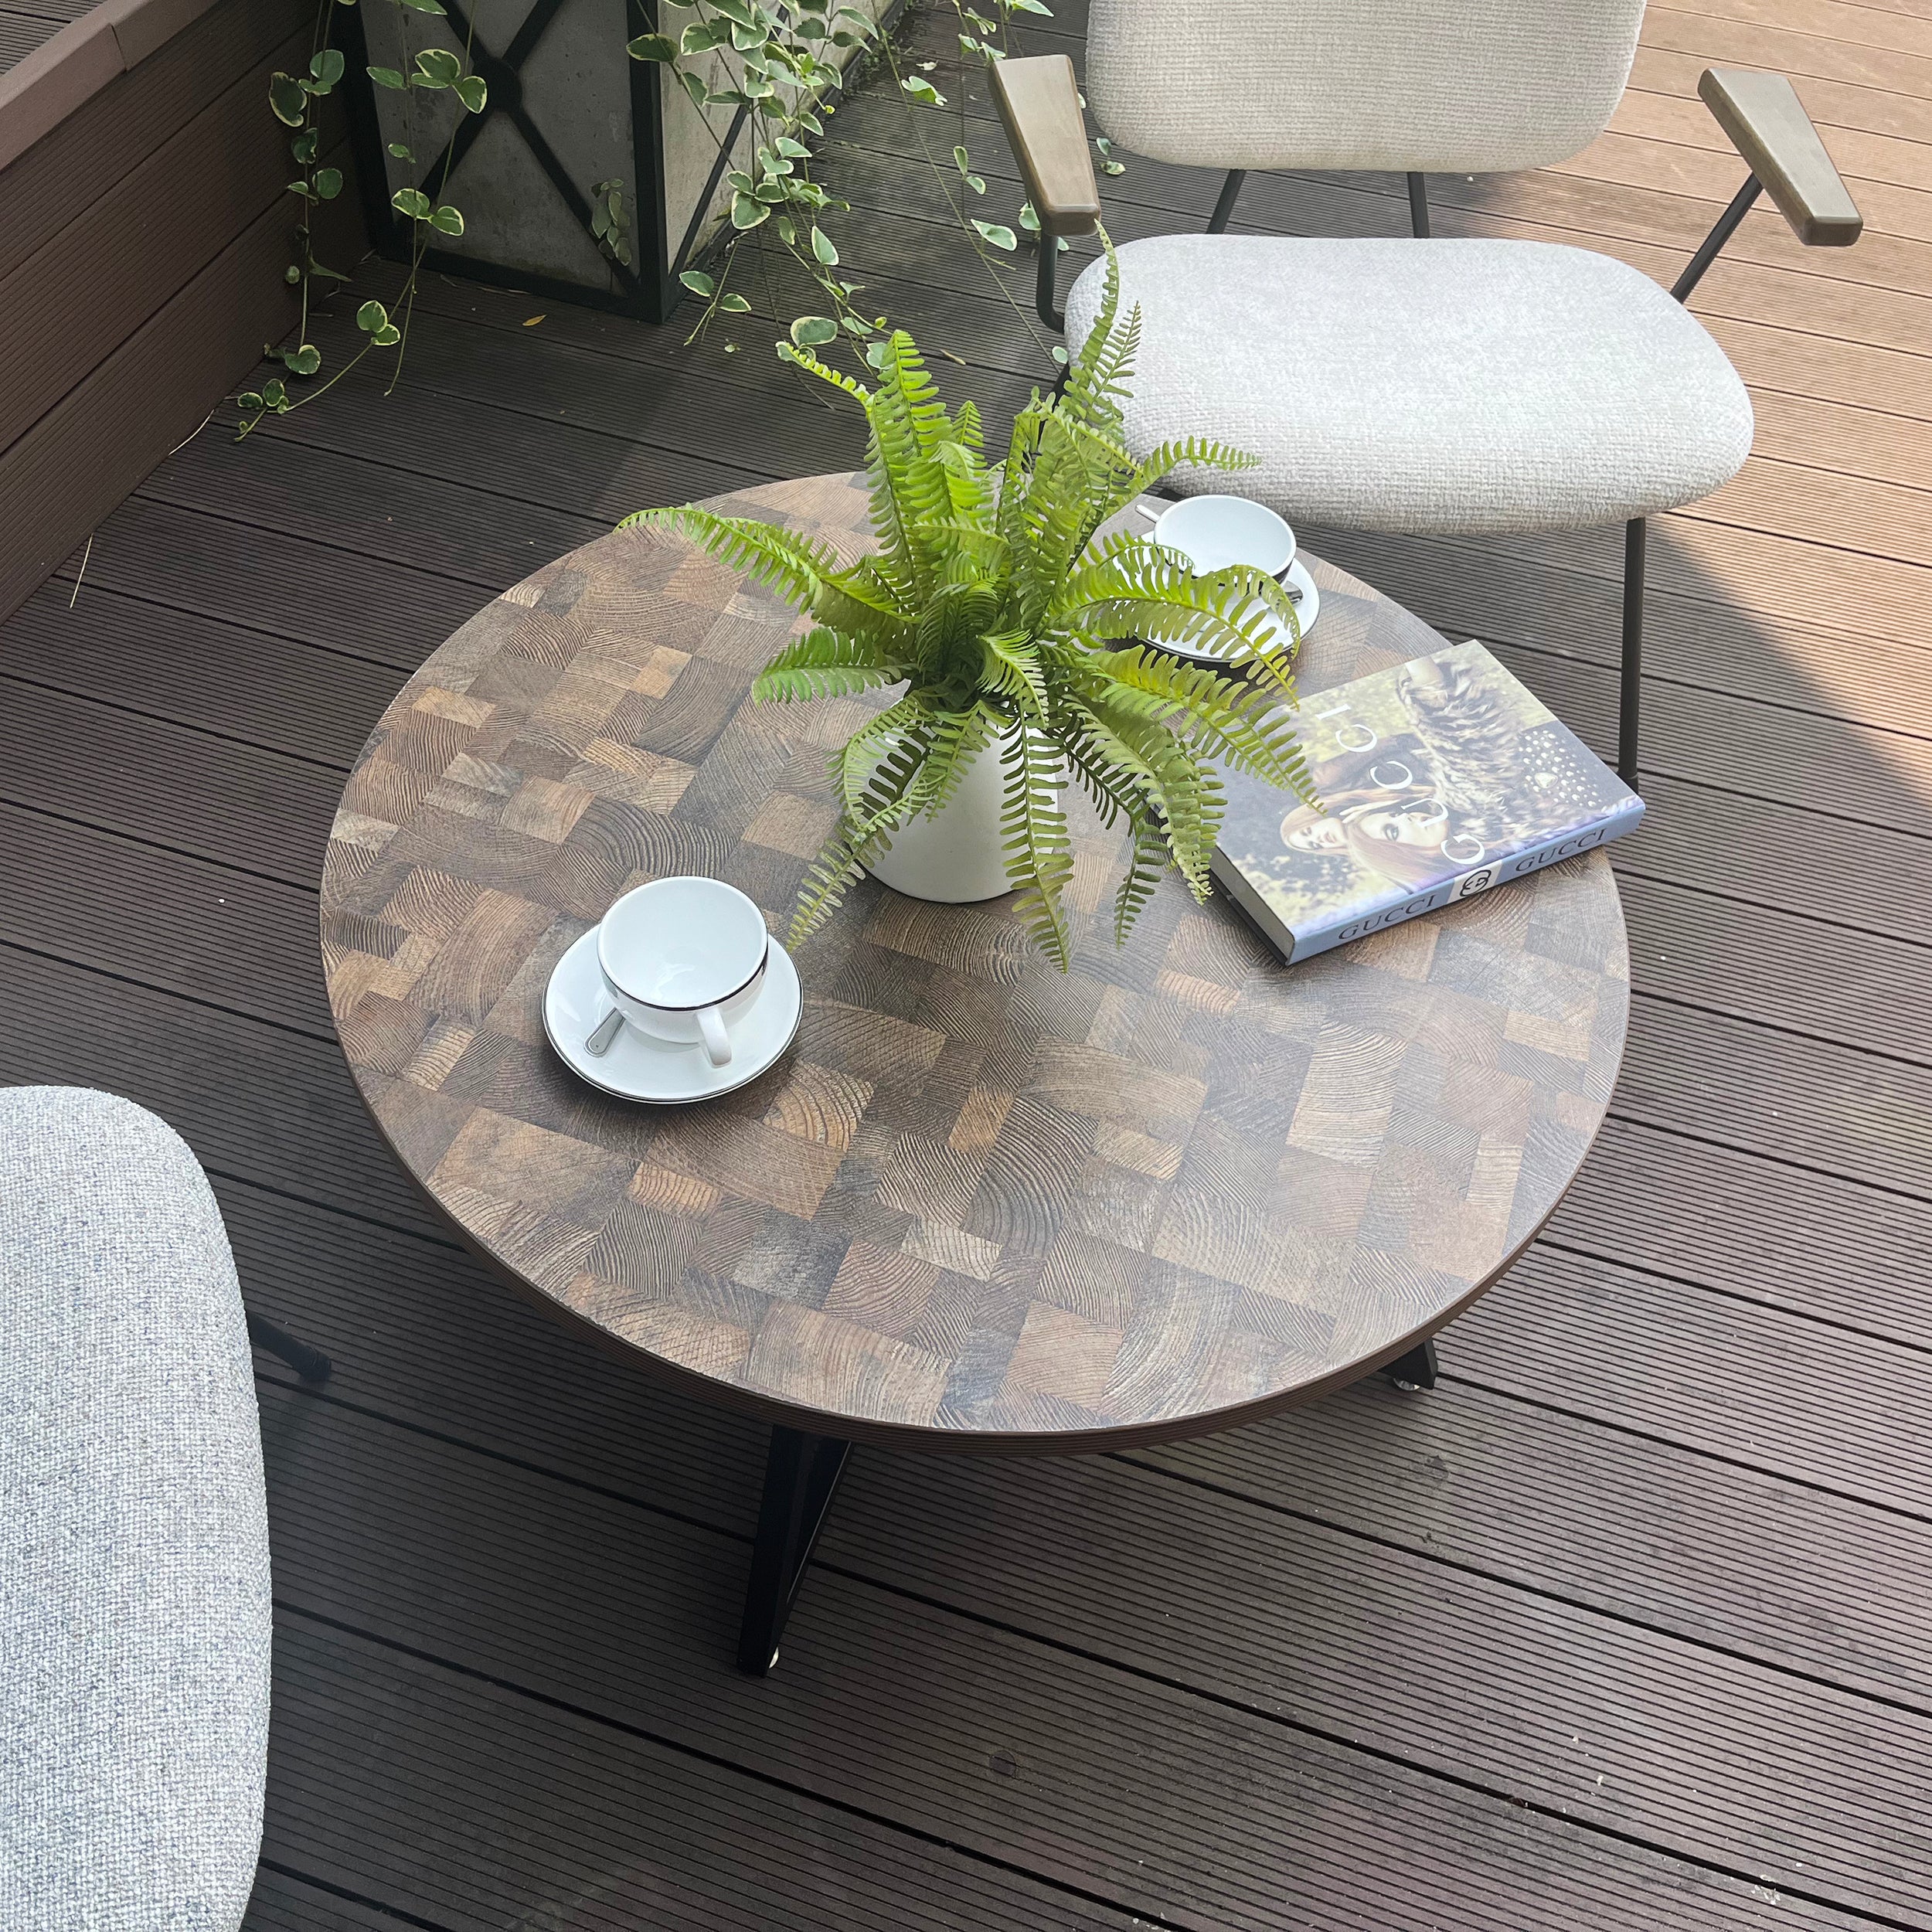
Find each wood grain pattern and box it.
[322,474,1629,1450]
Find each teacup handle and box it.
[696,1002,733,1067]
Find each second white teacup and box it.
[597,876,770,1066]
[1154,494,1296,580]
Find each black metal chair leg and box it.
[1383,1339,1438,1392]
[1618,516,1646,786]
[1406,171,1430,237]
[1206,167,1247,235]
[737,1426,852,1675]
[246,1311,332,1383]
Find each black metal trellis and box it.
[339,0,685,321]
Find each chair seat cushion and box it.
[1,1087,270,1932]
[1066,236,1754,533]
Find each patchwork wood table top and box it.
[320,472,1630,1453]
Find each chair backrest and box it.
[1084,0,1646,175]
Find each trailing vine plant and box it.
[241,0,484,432]
[244,0,1117,424]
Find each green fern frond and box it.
[776,342,874,405]
[1088,644,1310,799]
[794,713,935,944]
[1124,437,1260,496]
[752,627,903,703]
[998,724,1076,971]
[1112,818,1168,947]
[623,506,840,611]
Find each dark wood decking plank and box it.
[0,580,407,764]
[1617,993,1931,1195]
[1629,41,1932,140]
[0,945,443,1240]
[0,675,343,886]
[0,0,311,275]
[50,497,487,665]
[260,1383,1908,1927]
[1449,1247,1932,1512]
[1613,80,1932,195]
[134,431,617,597]
[264,1617,1144,1932]
[1548,1115,1932,1335]
[0,803,328,1035]
[223,1172,1932,1713]
[243,1867,402,1932]
[0,10,56,70]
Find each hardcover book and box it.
[1210,639,1644,964]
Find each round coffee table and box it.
[321,472,1630,1670]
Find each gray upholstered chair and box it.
[992,6,1864,780]
[0,1087,326,1931]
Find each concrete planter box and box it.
[342,0,883,321]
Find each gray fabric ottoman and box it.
[1,1087,271,1932]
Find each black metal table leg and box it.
[737,1425,852,1675]
[247,1311,333,1382]
[1383,1338,1439,1392]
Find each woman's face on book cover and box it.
[1284,804,1447,856]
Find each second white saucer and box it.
[544,925,801,1104]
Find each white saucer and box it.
[1162,557,1321,666]
[544,925,801,1104]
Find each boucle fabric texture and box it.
[1,1087,270,1932]
[1086,0,1645,172]
[1066,236,1755,534]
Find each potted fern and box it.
[624,253,1312,970]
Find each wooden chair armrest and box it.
[991,53,1100,237]
[1699,68,1862,246]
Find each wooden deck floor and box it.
[5,0,1931,1925]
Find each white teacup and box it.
[1154,495,1296,580]
[596,877,770,1066]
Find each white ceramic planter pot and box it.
[866,732,1058,904]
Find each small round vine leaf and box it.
[626,31,676,58]
[790,315,838,347]
[357,299,389,332]
[284,264,302,284]
[391,187,432,219]
[315,168,342,199]
[369,66,406,88]
[971,219,1017,250]
[414,46,461,85]
[372,325,403,346]
[810,225,838,265]
[679,270,716,296]
[386,141,413,158]
[286,343,321,376]
[454,73,486,111]
[309,48,345,87]
[427,203,465,236]
[268,73,307,124]
[718,292,753,313]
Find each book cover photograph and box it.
[1212,640,1645,964]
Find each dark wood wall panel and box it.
[0,134,355,618]
[0,0,306,272]
[0,0,359,623]
[0,26,320,449]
